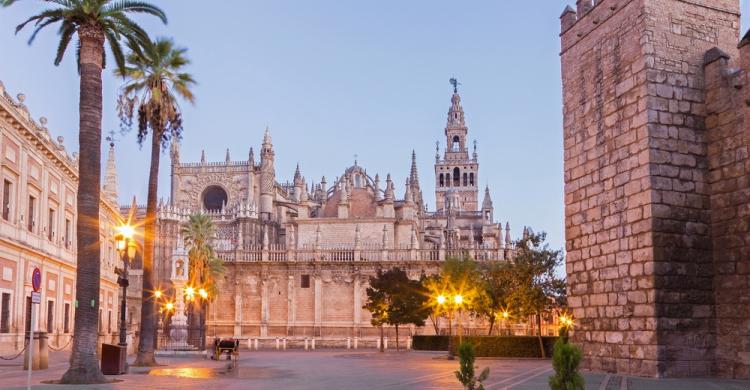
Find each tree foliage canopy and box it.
[364,267,430,328]
[181,213,224,299]
[3,0,167,72]
[116,36,195,147]
[506,231,566,318]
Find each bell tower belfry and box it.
[434,79,479,212]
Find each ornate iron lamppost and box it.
[115,224,136,349]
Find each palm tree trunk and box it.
[134,129,162,366]
[60,25,107,384]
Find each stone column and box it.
[287,275,295,335]
[233,275,242,337]
[260,278,269,337]
[353,275,361,327]
[314,275,322,336]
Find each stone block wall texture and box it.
[560,0,744,378]
[704,42,750,378]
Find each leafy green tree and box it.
[477,262,514,335]
[363,280,389,352]
[364,268,430,351]
[507,231,566,358]
[1,0,166,382]
[548,338,584,390]
[455,341,489,390]
[117,37,195,365]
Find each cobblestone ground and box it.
[0,349,749,389]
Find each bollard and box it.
[276,337,280,350]
[384,337,388,351]
[38,332,48,369]
[283,338,287,350]
[254,338,259,351]
[23,332,41,370]
[346,337,351,349]
[311,338,316,350]
[376,337,380,351]
[354,337,359,349]
[304,338,309,350]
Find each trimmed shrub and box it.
[412,335,557,358]
[455,341,490,390]
[548,338,585,390]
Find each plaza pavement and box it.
[0,349,749,389]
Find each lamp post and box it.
[437,293,463,360]
[115,224,136,350]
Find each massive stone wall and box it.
[704,43,750,378]
[207,261,443,339]
[560,0,741,378]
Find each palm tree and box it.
[181,213,224,349]
[116,37,195,365]
[181,213,224,298]
[1,0,166,383]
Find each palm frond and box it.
[103,0,166,24]
[54,22,77,66]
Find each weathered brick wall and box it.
[560,0,740,378]
[704,43,750,378]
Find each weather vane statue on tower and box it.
[449,77,460,93]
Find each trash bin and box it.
[101,343,126,375]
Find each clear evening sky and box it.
[1,1,749,254]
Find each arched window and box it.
[446,174,451,187]
[354,174,361,188]
[453,167,460,187]
[463,173,468,186]
[202,185,228,211]
[469,173,474,186]
[452,136,461,152]
[439,174,444,187]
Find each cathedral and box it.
[150,84,516,340]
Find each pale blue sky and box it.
[1,1,749,253]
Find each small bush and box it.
[455,342,489,390]
[548,338,584,390]
[412,335,557,358]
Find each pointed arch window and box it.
[452,136,460,152]
[453,167,460,187]
[463,173,468,186]
[470,173,474,186]
[439,174,444,187]
[354,175,361,188]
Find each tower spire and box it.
[410,150,419,188]
[103,141,118,204]
[294,163,303,186]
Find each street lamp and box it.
[436,293,463,360]
[115,223,136,350]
